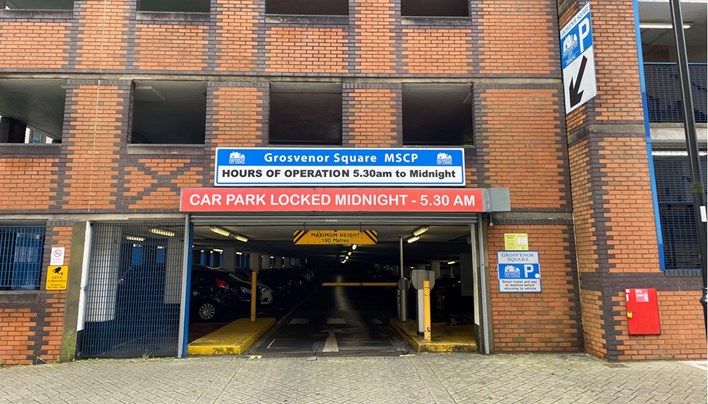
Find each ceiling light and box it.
[213,248,223,253]
[639,22,691,29]
[210,226,230,237]
[413,226,429,236]
[234,234,249,243]
[407,236,420,243]
[447,261,456,265]
[149,228,175,237]
[236,251,243,255]
[125,235,145,242]
[351,244,357,250]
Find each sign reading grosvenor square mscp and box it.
[180,147,510,213]
[214,147,465,186]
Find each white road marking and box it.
[289,318,309,325]
[322,330,339,352]
[327,318,346,325]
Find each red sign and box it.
[180,188,485,213]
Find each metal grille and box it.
[78,222,184,358]
[653,154,707,270]
[645,63,707,123]
[0,225,45,290]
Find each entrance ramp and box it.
[188,318,275,355]
[390,319,477,353]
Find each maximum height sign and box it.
[560,4,597,114]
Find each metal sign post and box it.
[668,0,707,334]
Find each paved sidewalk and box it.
[0,353,705,403]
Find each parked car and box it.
[226,267,275,306]
[431,275,463,312]
[259,267,311,299]
[190,265,258,322]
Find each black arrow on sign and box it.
[569,55,588,108]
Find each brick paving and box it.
[0,353,705,403]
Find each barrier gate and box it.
[78,222,185,358]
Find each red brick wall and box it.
[343,84,400,147]
[475,0,558,76]
[265,27,348,74]
[489,224,582,352]
[207,82,268,148]
[212,0,259,73]
[134,22,209,72]
[0,222,71,366]
[72,1,132,71]
[59,81,128,212]
[616,291,706,360]
[0,17,70,70]
[558,0,705,360]
[472,84,570,210]
[352,0,397,74]
[123,158,205,210]
[0,157,58,210]
[402,28,471,75]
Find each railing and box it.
[644,63,707,124]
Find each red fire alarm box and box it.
[625,288,661,335]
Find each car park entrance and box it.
[75,186,504,359]
[186,214,490,357]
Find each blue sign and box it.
[560,4,593,69]
[497,251,542,293]
[560,4,597,114]
[214,147,465,186]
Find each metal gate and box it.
[78,221,185,358]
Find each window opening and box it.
[138,0,209,13]
[652,151,708,270]
[269,82,342,145]
[2,0,73,9]
[266,0,348,16]
[0,79,66,144]
[131,80,207,144]
[402,84,473,146]
[401,0,468,17]
[0,225,45,291]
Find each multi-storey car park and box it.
[0,0,705,365]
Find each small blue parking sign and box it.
[497,251,542,293]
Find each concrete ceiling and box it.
[639,0,707,61]
[192,223,474,267]
[133,80,207,144]
[5,0,72,9]
[0,79,66,138]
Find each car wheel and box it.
[197,301,218,321]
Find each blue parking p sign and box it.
[497,251,542,293]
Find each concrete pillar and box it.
[86,226,121,322]
[250,253,261,272]
[431,260,441,279]
[0,117,27,143]
[164,237,182,304]
[460,253,473,297]
[222,247,236,270]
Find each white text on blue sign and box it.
[214,147,466,186]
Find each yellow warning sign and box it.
[293,230,378,245]
[45,266,69,291]
[504,233,529,250]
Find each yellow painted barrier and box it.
[250,271,257,322]
[321,282,398,287]
[423,280,431,342]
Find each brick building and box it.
[0,0,705,365]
